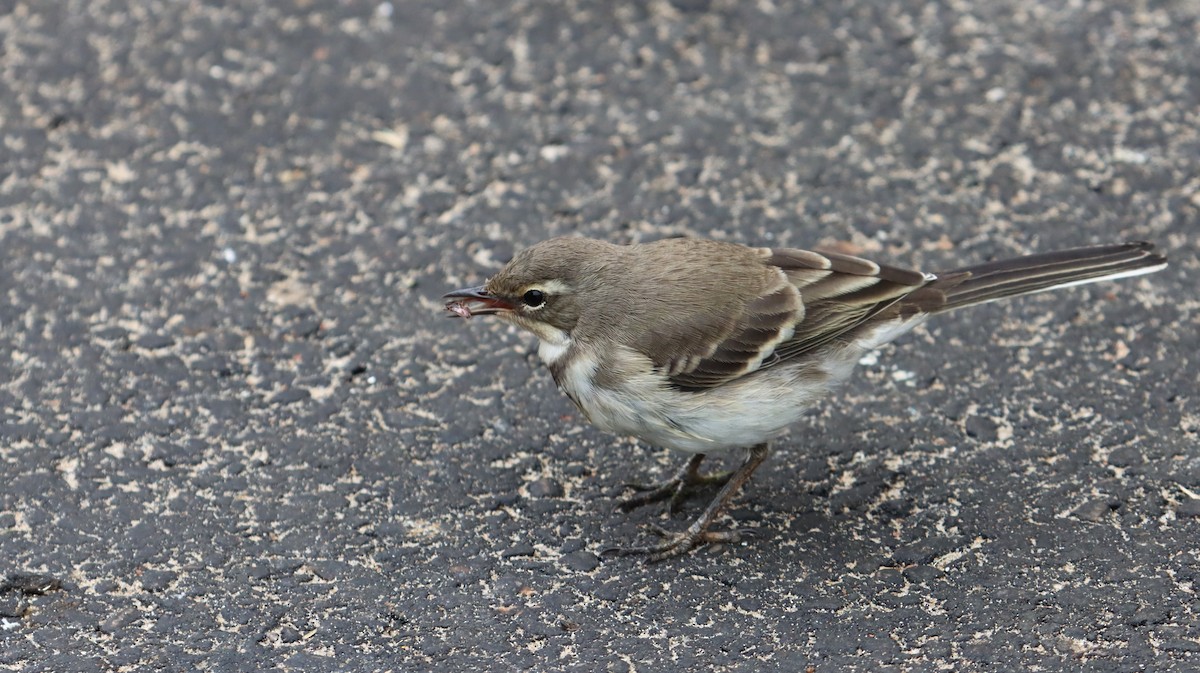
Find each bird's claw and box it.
[616,479,687,513]
[616,469,733,514]
[600,523,760,563]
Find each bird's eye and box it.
[522,289,546,307]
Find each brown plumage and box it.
[444,236,1167,561]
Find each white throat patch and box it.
[536,328,572,366]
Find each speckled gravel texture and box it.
[1,1,1198,671]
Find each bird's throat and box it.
[536,330,572,366]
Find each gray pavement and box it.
[1,0,1198,670]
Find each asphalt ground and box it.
[1,1,1198,671]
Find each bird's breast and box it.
[536,342,832,453]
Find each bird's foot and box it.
[604,443,771,562]
[600,523,760,563]
[617,454,731,514]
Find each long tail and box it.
[927,241,1167,312]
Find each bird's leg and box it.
[617,453,733,514]
[604,443,770,562]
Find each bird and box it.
[443,236,1167,562]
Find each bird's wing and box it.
[665,247,943,391]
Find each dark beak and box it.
[442,286,515,318]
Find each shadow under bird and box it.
[444,237,1166,562]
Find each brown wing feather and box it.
[667,247,936,391]
[667,277,804,390]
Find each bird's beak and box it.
[442,286,515,318]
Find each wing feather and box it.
[666,246,937,391]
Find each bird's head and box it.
[443,237,618,340]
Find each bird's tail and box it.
[926,241,1167,313]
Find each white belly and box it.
[527,310,927,453]
[546,341,860,454]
